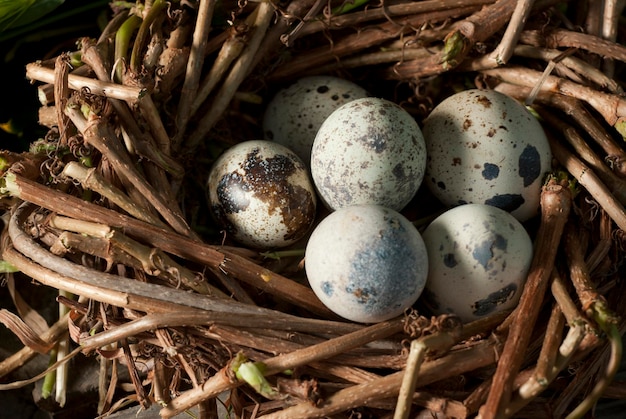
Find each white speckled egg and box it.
[421,203,533,323]
[263,76,369,164]
[305,205,428,323]
[423,89,552,221]
[311,98,427,211]
[207,140,317,249]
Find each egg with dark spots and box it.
[423,89,552,221]
[311,98,427,211]
[422,204,533,322]
[263,76,369,165]
[305,205,428,323]
[207,141,317,249]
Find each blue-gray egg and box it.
[311,98,427,211]
[263,76,369,165]
[422,89,552,221]
[207,140,317,249]
[305,205,428,323]
[421,203,533,322]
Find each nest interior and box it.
[1,0,626,418]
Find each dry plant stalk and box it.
[479,179,572,418]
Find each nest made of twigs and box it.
[2,1,626,418]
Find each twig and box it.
[26,62,146,102]
[270,6,482,81]
[295,0,496,39]
[3,172,333,316]
[545,128,626,231]
[189,25,247,118]
[182,0,274,155]
[65,106,192,236]
[256,336,501,419]
[512,45,622,93]
[61,161,165,227]
[393,332,459,419]
[562,223,623,418]
[481,66,626,137]
[489,0,535,65]
[519,27,626,63]
[479,178,572,419]
[173,0,216,146]
[160,319,405,418]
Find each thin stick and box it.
[182,1,274,155]
[173,0,216,146]
[26,62,145,101]
[481,66,626,130]
[3,172,333,316]
[160,319,405,418]
[255,337,501,419]
[479,179,572,419]
[61,161,165,227]
[189,26,247,118]
[489,0,535,65]
[65,106,192,236]
[393,333,458,419]
[547,130,626,232]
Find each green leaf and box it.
[0,0,65,33]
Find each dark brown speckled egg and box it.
[207,140,317,249]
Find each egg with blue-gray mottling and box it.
[422,89,552,221]
[422,203,533,323]
[207,140,317,249]
[263,76,369,165]
[305,205,428,323]
[311,97,427,212]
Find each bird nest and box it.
[1,0,626,418]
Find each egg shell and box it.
[421,203,533,322]
[263,76,369,164]
[305,205,428,323]
[423,89,552,221]
[207,140,317,249]
[311,97,427,211]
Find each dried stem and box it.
[61,161,165,227]
[0,311,70,378]
[512,44,622,92]
[65,106,192,236]
[562,223,622,418]
[160,319,405,418]
[479,179,572,419]
[26,62,145,102]
[393,332,459,419]
[257,336,501,419]
[489,0,535,65]
[546,128,626,231]
[182,0,274,155]
[482,66,626,133]
[173,0,216,146]
[3,172,332,315]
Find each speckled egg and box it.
[421,203,533,323]
[263,76,369,164]
[423,89,552,221]
[305,205,428,323]
[311,98,427,211]
[207,140,317,249]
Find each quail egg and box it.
[421,203,533,323]
[311,97,427,211]
[263,75,369,164]
[207,140,317,249]
[305,204,428,323]
[422,89,552,221]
